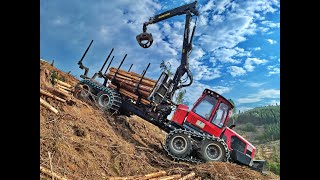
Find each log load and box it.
[106,67,158,104]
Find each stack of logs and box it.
[40,79,74,114]
[106,67,157,105]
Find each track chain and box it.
[163,129,230,164]
[74,79,122,113]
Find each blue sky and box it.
[40,0,280,112]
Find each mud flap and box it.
[230,150,267,174]
[229,150,251,166]
[251,160,267,175]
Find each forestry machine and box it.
[74,0,266,173]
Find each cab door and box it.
[185,95,223,137]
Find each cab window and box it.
[192,95,218,120]
[211,102,229,128]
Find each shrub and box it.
[238,122,256,132]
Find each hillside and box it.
[229,105,280,175]
[40,59,279,179]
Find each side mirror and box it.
[229,124,236,129]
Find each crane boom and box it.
[136,1,199,100]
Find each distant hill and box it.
[229,105,280,144]
[229,105,280,175]
[234,105,280,125]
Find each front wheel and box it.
[199,139,226,162]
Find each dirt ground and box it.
[40,59,280,180]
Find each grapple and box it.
[136,32,153,48]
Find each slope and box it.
[40,59,279,180]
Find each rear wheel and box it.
[74,83,92,100]
[165,131,192,158]
[199,139,226,162]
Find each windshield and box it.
[211,102,229,128]
[192,95,218,120]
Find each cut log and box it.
[40,166,68,180]
[109,84,150,105]
[106,73,133,81]
[107,72,155,87]
[47,87,72,100]
[54,79,72,88]
[178,172,195,180]
[40,97,59,114]
[150,174,181,180]
[105,74,153,92]
[115,82,150,98]
[108,171,166,180]
[107,176,135,180]
[110,67,157,83]
[56,86,72,96]
[109,68,156,87]
[57,84,74,92]
[139,171,167,180]
[40,89,66,103]
[109,69,156,86]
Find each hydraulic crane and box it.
[74,0,266,173]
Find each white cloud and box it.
[268,99,280,106]
[41,0,279,109]
[267,65,280,76]
[268,68,280,76]
[212,86,232,94]
[183,80,231,105]
[199,0,215,12]
[246,82,265,87]
[237,106,254,113]
[252,47,261,51]
[183,0,193,3]
[257,89,280,98]
[267,39,277,44]
[237,89,280,104]
[244,58,267,72]
[261,21,280,28]
[210,47,250,64]
[52,16,68,26]
[197,0,279,52]
[237,97,261,103]
[228,66,246,77]
[188,46,222,81]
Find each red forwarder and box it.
[74,0,266,173]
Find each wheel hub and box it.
[206,144,222,160]
[171,136,187,152]
[98,94,110,108]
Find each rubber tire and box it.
[96,91,112,110]
[166,132,192,158]
[199,140,226,162]
[96,89,122,114]
[74,83,92,100]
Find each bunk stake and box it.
[111,54,127,87]
[135,63,150,104]
[78,40,94,79]
[128,64,133,72]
